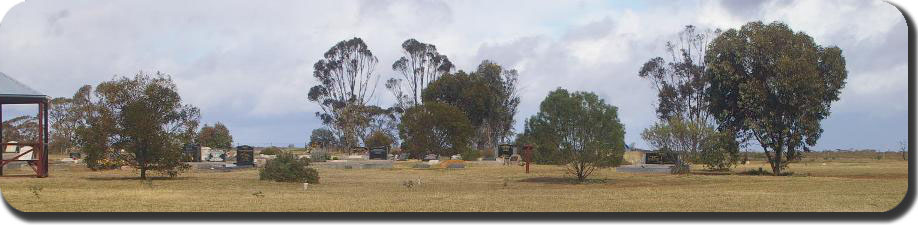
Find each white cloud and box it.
[0,0,907,149]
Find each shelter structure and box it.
[1,72,50,177]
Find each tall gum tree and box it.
[308,37,381,149]
[705,21,847,175]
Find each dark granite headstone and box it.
[236,145,254,166]
[369,146,388,160]
[498,144,515,158]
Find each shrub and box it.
[440,160,466,168]
[480,148,495,160]
[259,153,319,183]
[461,149,481,161]
[699,132,740,171]
[669,162,691,174]
[261,147,283,155]
[310,148,329,162]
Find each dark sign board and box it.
[369,146,389,160]
[498,144,515,157]
[236,145,254,166]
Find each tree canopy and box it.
[398,102,474,158]
[705,21,847,175]
[308,37,381,149]
[518,88,625,181]
[637,25,738,171]
[309,127,338,149]
[198,122,233,149]
[389,38,455,107]
[75,71,200,179]
[422,60,519,153]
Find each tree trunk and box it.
[140,168,147,180]
[772,148,783,176]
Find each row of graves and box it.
[313,146,395,169]
[182,144,255,170]
[617,147,678,174]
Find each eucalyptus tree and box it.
[398,102,474,158]
[389,38,455,107]
[198,122,233,149]
[308,37,381,149]
[637,25,738,170]
[519,88,625,181]
[705,21,847,175]
[77,71,200,179]
[422,61,519,153]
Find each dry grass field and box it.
[0,156,909,212]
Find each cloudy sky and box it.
[0,0,908,150]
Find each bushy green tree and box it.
[365,130,394,148]
[423,60,519,153]
[518,88,625,182]
[398,102,474,158]
[641,117,737,171]
[198,122,233,149]
[705,21,847,175]
[309,128,338,149]
[76,71,200,179]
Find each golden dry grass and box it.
[0,158,908,212]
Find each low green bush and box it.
[259,152,319,183]
[261,147,283,155]
[310,148,329,162]
[461,149,481,161]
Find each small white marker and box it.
[303,183,309,190]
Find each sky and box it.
[0,0,908,150]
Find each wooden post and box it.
[37,102,46,177]
[1,103,3,176]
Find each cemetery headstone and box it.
[498,144,516,158]
[368,146,388,160]
[644,152,675,164]
[183,143,201,162]
[236,145,254,166]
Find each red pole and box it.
[42,101,49,178]
[37,102,45,178]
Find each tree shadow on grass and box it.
[518,177,609,185]
[689,171,734,176]
[84,176,191,181]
